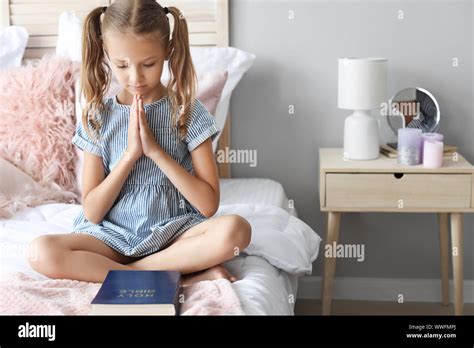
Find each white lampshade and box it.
[338,58,388,110]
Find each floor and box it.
[294,299,474,315]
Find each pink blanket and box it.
[0,272,244,315]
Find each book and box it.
[91,270,182,315]
[380,143,458,158]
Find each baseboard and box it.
[297,276,474,304]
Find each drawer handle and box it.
[394,173,404,179]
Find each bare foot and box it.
[181,264,237,286]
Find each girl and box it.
[28,0,252,285]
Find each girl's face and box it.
[104,33,169,101]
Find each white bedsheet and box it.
[219,178,301,314]
[0,178,319,315]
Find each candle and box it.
[421,133,444,161]
[423,140,444,168]
[398,128,422,165]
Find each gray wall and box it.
[229,0,473,280]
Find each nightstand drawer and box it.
[325,173,472,209]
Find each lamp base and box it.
[343,110,380,160]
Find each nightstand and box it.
[319,148,474,315]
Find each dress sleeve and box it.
[72,118,102,157]
[185,99,220,152]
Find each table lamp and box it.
[338,57,388,160]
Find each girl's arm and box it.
[149,138,220,218]
[83,94,143,224]
[82,150,137,224]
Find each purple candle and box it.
[398,128,422,165]
[421,133,444,161]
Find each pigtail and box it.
[80,7,111,143]
[165,6,198,141]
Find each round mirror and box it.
[387,87,440,135]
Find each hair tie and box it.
[102,6,107,13]
[163,7,169,14]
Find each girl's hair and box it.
[80,0,197,142]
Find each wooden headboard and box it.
[0,0,231,178]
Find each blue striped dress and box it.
[71,95,220,257]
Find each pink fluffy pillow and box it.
[0,54,80,204]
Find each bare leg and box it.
[28,234,137,283]
[128,215,252,281]
[28,215,251,285]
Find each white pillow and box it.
[57,11,256,148]
[162,47,256,147]
[0,26,29,69]
[216,204,322,276]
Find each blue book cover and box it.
[91,270,182,315]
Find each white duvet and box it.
[0,202,321,315]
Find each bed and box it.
[0,0,322,315]
[1,178,316,315]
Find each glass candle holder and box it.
[423,140,444,168]
[421,133,444,162]
[398,128,422,165]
